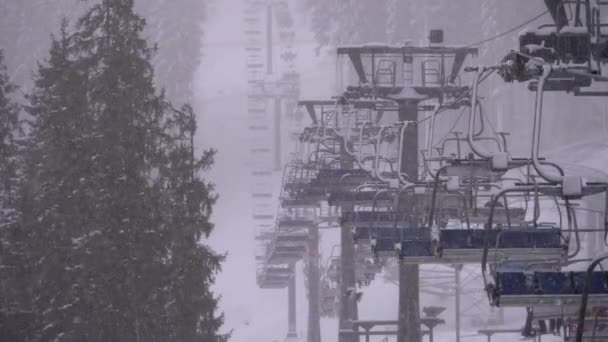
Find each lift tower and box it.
[245,1,302,341]
[337,35,476,342]
[297,99,390,342]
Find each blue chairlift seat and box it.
[363,228,437,262]
[491,271,608,308]
[496,272,531,295]
[537,272,573,295]
[400,240,435,259]
[572,271,608,294]
[341,211,412,228]
[438,229,564,263]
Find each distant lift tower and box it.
[244,0,302,341]
[336,31,476,342]
[260,0,300,171]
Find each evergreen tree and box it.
[24,1,224,341]
[24,20,100,341]
[0,48,34,341]
[156,103,225,342]
[0,49,21,228]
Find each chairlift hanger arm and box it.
[468,68,495,159]
[425,105,442,179]
[397,121,414,184]
[482,185,537,290]
[531,66,566,183]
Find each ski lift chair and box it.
[277,209,316,230]
[489,271,608,308]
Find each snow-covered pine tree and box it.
[156,103,226,342]
[23,1,223,340]
[0,49,21,230]
[23,20,101,341]
[0,48,33,341]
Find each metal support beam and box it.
[398,101,421,342]
[455,265,462,342]
[339,204,358,342]
[347,51,368,84]
[338,135,357,342]
[544,0,569,29]
[308,225,321,342]
[287,263,297,339]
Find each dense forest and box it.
[0,0,224,341]
[0,0,205,104]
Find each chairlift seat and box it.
[537,272,573,295]
[267,247,306,264]
[354,226,398,242]
[440,229,548,249]
[275,231,309,244]
[283,186,328,201]
[438,229,564,263]
[281,198,322,209]
[264,265,293,276]
[316,169,369,181]
[257,279,289,289]
[364,229,438,262]
[310,174,370,187]
[469,207,526,224]
[267,252,305,264]
[496,272,530,295]
[306,182,366,195]
[354,227,429,243]
[399,240,436,260]
[572,272,608,294]
[328,191,394,207]
[278,217,316,229]
[436,208,463,224]
[257,267,293,288]
[491,271,608,307]
[341,211,412,228]
[441,160,506,181]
